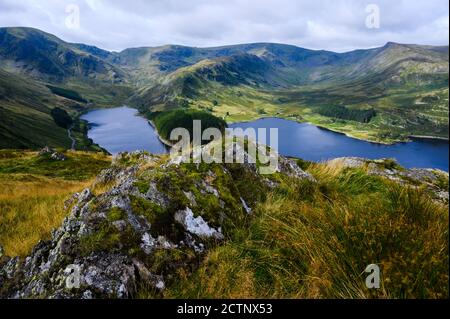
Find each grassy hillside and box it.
[166,162,448,298]
[0,28,136,150]
[0,69,72,148]
[1,150,446,298]
[0,149,111,256]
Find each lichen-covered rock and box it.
[145,182,170,208]
[39,146,66,161]
[51,152,66,161]
[0,149,319,299]
[175,208,224,240]
[240,197,252,214]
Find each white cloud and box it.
[0,0,448,52]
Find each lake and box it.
[81,107,449,171]
[230,118,449,172]
[81,106,168,155]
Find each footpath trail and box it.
[68,125,76,150]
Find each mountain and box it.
[0,27,125,83]
[132,41,449,104]
[0,27,448,147]
[129,41,448,142]
[0,28,133,149]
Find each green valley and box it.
[1,27,448,149]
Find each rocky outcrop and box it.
[0,150,313,298]
[278,156,316,181]
[1,150,446,298]
[39,146,66,161]
[328,157,449,203]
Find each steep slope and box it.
[0,69,73,148]
[0,27,126,83]
[0,28,136,149]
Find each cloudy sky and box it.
[0,0,448,52]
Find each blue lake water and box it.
[81,106,168,155]
[81,107,448,171]
[230,118,449,172]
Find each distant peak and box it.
[384,41,401,47]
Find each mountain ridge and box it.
[0,26,448,148]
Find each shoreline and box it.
[228,115,397,145]
[148,120,174,147]
[409,135,449,142]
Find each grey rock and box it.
[183,191,197,206]
[278,157,316,181]
[175,208,224,240]
[201,181,219,197]
[146,182,170,208]
[240,197,252,214]
[39,146,66,161]
[80,253,136,298]
[50,152,66,161]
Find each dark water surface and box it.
[82,108,448,171]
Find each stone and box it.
[240,197,252,214]
[278,157,316,181]
[39,146,66,161]
[175,208,223,240]
[146,182,170,208]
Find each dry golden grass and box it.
[0,175,92,257]
[167,163,449,299]
[0,149,111,257]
